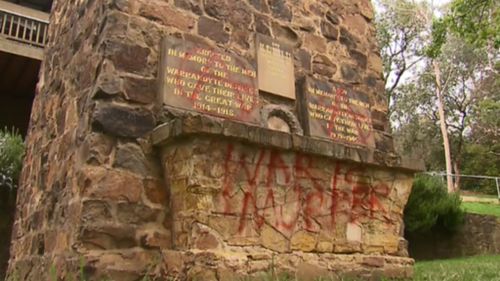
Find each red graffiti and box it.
[220,145,393,234]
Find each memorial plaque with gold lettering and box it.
[159,36,260,124]
[256,34,296,100]
[298,77,375,148]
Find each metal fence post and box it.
[496,178,500,201]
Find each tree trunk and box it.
[433,60,455,193]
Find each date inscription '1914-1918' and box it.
[159,36,260,124]
[299,77,375,148]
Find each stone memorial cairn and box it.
[7,0,421,280]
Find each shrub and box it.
[404,175,465,234]
[0,128,25,189]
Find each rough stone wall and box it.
[7,0,414,280]
[156,133,415,279]
[408,214,500,260]
[7,0,166,279]
[7,0,105,278]
[163,138,412,253]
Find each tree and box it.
[376,0,456,192]
[392,36,492,191]
[426,0,499,191]
[376,0,499,193]
[432,59,454,192]
[423,7,455,193]
[435,37,491,191]
[460,64,500,194]
[375,0,430,109]
[469,63,500,145]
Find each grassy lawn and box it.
[413,255,500,281]
[462,202,500,217]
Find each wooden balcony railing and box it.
[0,0,49,58]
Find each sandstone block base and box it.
[159,249,414,281]
[151,116,417,280]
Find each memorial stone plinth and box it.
[151,33,418,280]
[7,0,422,280]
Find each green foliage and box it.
[0,128,25,189]
[429,0,499,56]
[426,18,448,58]
[404,175,465,234]
[460,143,500,194]
[474,99,500,136]
[470,70,500,143]
[459,66,500,194]
[448,0,500,49]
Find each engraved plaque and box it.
[298,77,375,148]
[256,34,296,100]
[159,36,260,124]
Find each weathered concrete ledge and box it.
[152,112,423,173]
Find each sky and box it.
[432,0,450,5]
[374,0,451,12]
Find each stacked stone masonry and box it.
[408,214,500,260]
[7,0,418,280]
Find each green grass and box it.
[414,255,500,281]
[462,202,500,217]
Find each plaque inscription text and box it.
[160,36,260,124]
[299,78,375,147]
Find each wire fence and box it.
[421,172,500,201]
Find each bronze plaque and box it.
[256,34,296,100]
[298,77,375,148]
[159,36,260,124]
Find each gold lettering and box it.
[165,77,186,86]
[167,48,178,56]
[214,69,227,78]
[306,85,374,144]
[164,47,261,119]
